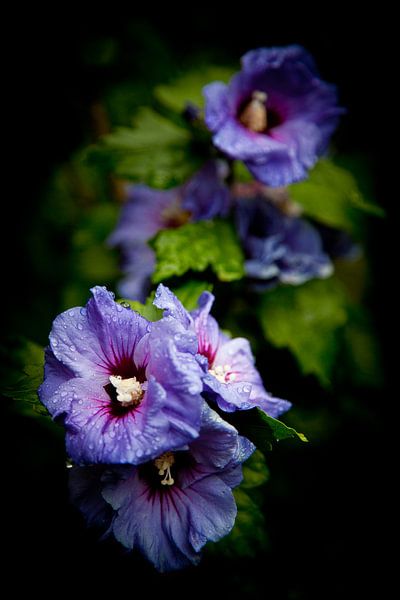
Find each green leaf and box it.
[259,277,349,386]
[151,219,244,283]
[154,66,234,113]
[0,338,51,420]
[117,295,162,322]
[171,280,213,311]
[288,158,384,235]
[257,411,308,444]
[88,108,201,187]
[223,409,307,453]
[241,449,270,489]
[208,450,269,557]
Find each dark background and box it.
[4,11,392,598]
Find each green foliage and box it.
[259,277,349,386]
[117,296,162,322]
[88,108,201,187]
[172,280,213,310]
[241,449,270,489]
[224,409,307,453]
[342,305,383,388]
[151,219,244,283]
[288,158,384,235]
[154,66,234,113]
[209,450,269,557]
[0,338,52,422]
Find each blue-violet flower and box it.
[69,402,255,571]
[235,189,333,286]
[109,160,230,301]
[39,286,204,465]
[154,285,291,417]
[204,45,343,186]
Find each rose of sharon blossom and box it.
[109,160,231,301]
[39,286,204,465]
[235,193,333,286]
[204,45,343,187]
[69,403,254,571]
[154,285,291,417]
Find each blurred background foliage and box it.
[3,11,391,599]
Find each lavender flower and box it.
[39,286,204,465]
[109,160,230,301]
[204,45,343,186]
[154,285,291,417]
[235,189,333,287]
[69,403,255,571]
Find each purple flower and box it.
[204,45,343,187]
[109,161,230,301]
[39,286,205,465]
[69,403,255,571]
[181,159,231,220]
[235,192,333,287]
[154,284,291,417]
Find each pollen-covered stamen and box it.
[239,91,268,132]
[209,364,236,384]
[154,452,175,486]
[109,375,144,407]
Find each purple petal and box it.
[242,45,319,77]
[103,471,199,571]
[69,465,117,529]
[62,377,174,465]
[38,347,74,408]
[48,286,149,380]
[186,475,237,552]
[189,403,239,470]
[182,160,231,220]
[108,185,180,247]
[203,82,230,131]
[153,283,192,329]
[117,244,155,303]
[191,292,221,364]
[212,118,287,162]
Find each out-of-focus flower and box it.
[235,192,333,287]
[204,45,343,187]
[109,160,230,301]
[69,403,254,571]
[39,286,204,464]
[154,284,291,417]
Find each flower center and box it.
[208,364,236,384]
[109,375,144,407]
[154,452,175,486]
[239,91,268,132]
[162,200,191,229]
